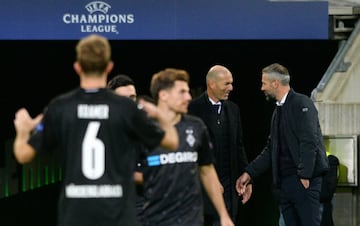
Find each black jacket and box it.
[188,92,248,219]
[245,89,329,186]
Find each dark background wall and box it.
[0,40,339,226]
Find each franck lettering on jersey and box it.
[147,151,198,166]
[65,183,123,198]
[77,104,109,119]
[62,1,135,35]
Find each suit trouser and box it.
[279,175,322,226]
[279,204,324,226]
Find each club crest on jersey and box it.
[186,128,195,147]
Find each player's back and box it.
[35,88,163,226]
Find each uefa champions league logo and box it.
[62,1,134,35]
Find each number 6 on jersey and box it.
[82,121,105,180]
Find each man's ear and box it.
[158,89,168,102]
[106,61,114,74]
[272,79,279,88]
[73,62,82,75]
[208,79,215,89]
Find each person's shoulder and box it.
[188,94,207,113]
[289,89,311,100]
[225,99,238,108]
[50,88,133,107]
[287,89,314,106]
[48,88,79,106]
[183,114,207,126]
[96,88,137,105]
[183,114,203,122]
[189,93,205,105]
[223,100,241,115]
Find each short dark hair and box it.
[107,74,135,90]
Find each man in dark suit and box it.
[236,63,329,226]
[188,65,252,226]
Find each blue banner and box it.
[0,0,328,40]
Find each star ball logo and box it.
[62,1,135,35]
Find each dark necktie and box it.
[213,104,221,115]
[213,104,221,125]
